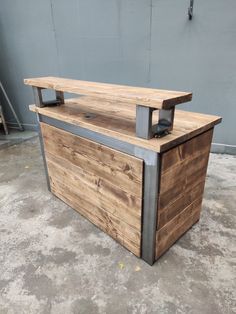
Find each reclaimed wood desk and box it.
[25,77,221,265]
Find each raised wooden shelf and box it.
[24,76,192,110]
[29,96,221,153]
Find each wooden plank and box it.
[29,96,221,153]
[160,149,210,194]
[157,181,205,229]
[159,149,211,210]
[46,157,142,230]
[161,129,213,173]
[156,197,202,258]
[41,122,143,197]
[24,76,192,110]
[50,176,141,256]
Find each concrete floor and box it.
[0,129,37,150]
[0,138,235,314]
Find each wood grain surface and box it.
[24,76,192,110]
[30,96,221,153]
[156,198,202,259]
[155,129,213,259]
[40,123,143,256]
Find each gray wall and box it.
[0,0,235,146]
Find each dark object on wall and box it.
[188,0,194,20]
[24,76,221,265]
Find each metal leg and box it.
[135,148,159,265]
[136,105,154,139]
[155,108,175,137]
[56,91,64,104]
[36,114,51,191]
[136,105,175,139]
[33,87,44,107]
[33,87,64,107]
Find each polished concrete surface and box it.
[0,138,235,314]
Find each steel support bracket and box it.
[154,108,175,137]
[33,87,64,108]
[136,105,175,139]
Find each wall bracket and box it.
[188,0,194,20]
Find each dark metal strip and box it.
[36,114,51,191]
[33,87,43,107]
[135,148,159,265]
[136,105,153,139]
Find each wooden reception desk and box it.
[25,77,221,265]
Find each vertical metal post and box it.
[33,87,43,107]
[135,148,159,265]
[158,108,175,132]
[36,114,51,191]
[56,91,64,104]
[136,105,153,139]
[136,105,176,139]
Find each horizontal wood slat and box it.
[156,197,202,258]
[47,158,142,230]
[50,177,141,256]
[24,76,192,110]
[157,181,205,229]
[161,129,214,173]
[167,165,207,211]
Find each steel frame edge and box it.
[36,114,51,191]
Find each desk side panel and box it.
[156,129,213,259]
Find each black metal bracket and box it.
[188,0,194,20]
[136,106,175,139]
[153,108,175,138]
[33,87,64,108]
